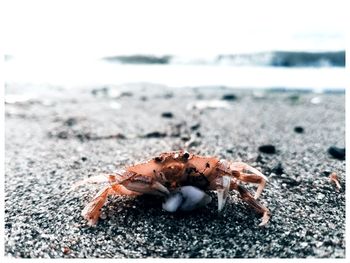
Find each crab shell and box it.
[121,151,222,194]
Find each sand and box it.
[5,83,345,258]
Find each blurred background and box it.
[3,0,346,90]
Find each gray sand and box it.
[5,84,345,258]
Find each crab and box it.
[75,151,271,226]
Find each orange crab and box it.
[75,151,271,226]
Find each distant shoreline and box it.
[103,50,345,67]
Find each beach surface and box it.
[5,83,345,258]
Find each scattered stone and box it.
[57,131,69,139]
[221,94,237,101]
[190,123,201,131]
[255,155,265,163]
[294,126,304,133]
[64,117,77,127]
[143,131,167,138]
[317,193,325,200]
[91,86,109,97]
[161,112,174,118]
[272,162,284,175]
[81,157,87,162]
[327,146,345,160]
[258,145,276,154]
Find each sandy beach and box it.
[5,83,345,258]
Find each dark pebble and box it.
[272,162,284,175]
[294,126,304,133]
[161,112,174,118]
[120,91,133,97]
[164,93,174,99]
[222,94,237,101]
[258,145,276,154]
[190,123,201,131]
[143,131,167,138]
[64,117,77,127]
[81,157,87,161]
[255,155,265,163]
[57,131,69,139]
[327,146,345,160]
[226,149,234,154]
[321,170,331,177]
[281,177,300,187]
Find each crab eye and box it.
[183,152,190,159]
[154,156,163,163]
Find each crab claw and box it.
[123,179,170,196]
[217,176,231,212]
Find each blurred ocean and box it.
[4,51,346,92]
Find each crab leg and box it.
[217,176,231,211]
[230,180,270,226]
[72,173,122,190]
[230,162,267,199]
[82,183,139,226]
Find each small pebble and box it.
[161,112,174,118]
[327,146,345,160]
[272,163,284,175]
[221,94,237,101]
[57,131,69,139]
[294,126,304,133]
[64,117,77,127]
[258,145,276,154]
[317,193,325,200]
[143,131,167,138]
[190,123,201,131]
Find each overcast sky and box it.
[3,0,346,58]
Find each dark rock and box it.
[327,146,345,160]
[81,157,87,161]
[272,162,284,175]
[57,131,69,139]
[255,155,265,164]
[120,92,133,97]
[143,131,167,138]
[294,126,304,133]
[258,145,276,154]
[222,94,237,101]
[64,117,77,127]
[321,170,331,177]
[161,112,174,118]
[190,123,200,131]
